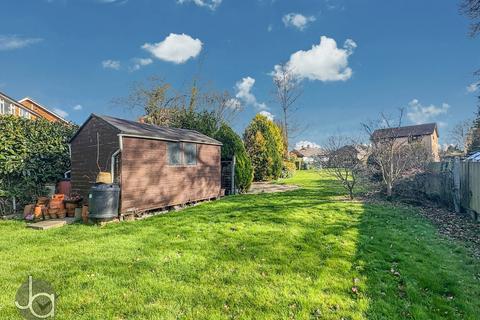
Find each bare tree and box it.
[362,109,430,198]
[321,136,365,200]
[272,63,303,152]
[113,77,241,131]
[449,119,473,152]
[460,0,480,37]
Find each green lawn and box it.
[0,171,479,319]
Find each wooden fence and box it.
[424,160,480,220]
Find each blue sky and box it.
[1,0,479,148]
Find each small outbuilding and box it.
[69,114,222,215]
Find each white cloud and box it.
[176,0,222,10]
[267,24,273,32]
[467,82,479,93]
[282,13,316,31]
[130,57,153,71]
[234,77,267,110]
[259,111,274,121]
[53,108,68,118]
[273,36,356,82]
[0,35,43,51]
[73,104,83,111]
[142,33,202,64]
[226,98,242,110]
[102,59,121,70]
[407,99,450,124]
[295,140,321,150]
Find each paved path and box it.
[247,182,300,194]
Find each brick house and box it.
[372,123,440,161]
[0,91,68,123]
[0,91,39,120]
[19,97,68,123]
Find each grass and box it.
[0,170,479,319]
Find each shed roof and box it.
[372,123,438,140]
[70,114,222,146]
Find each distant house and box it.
[69,114,223,215]
[0,91,68,123]
[372,123,440,161]
[19,97,68,123]
[335,144,369,163]
[291,147,326,169]
[0,91,38,120]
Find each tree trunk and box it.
[283,110,289,153]
[386,183,393,198]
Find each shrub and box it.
[214,124,253,193]
[0,116,77,212]
[244,114,284,181]
[281,160,297,178]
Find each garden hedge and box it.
[215,124,253,193]
[0,116,77,213]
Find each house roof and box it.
[372,123,438,140]
[0,91,41,118]
[293,147,326,158]
[71,114,222,146]
[19,97,69,123]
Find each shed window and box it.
[184,143,197,165]
[168,142,182,165]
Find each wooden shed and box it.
[69,114,222,215]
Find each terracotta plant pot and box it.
[82,205,89,224]
[36,197,49,205]
[23,204,35,218]
[34,206,43,220]
[48,208,58,219]
[57,209,67,219]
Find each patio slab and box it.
[27,218,76,230]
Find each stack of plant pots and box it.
[48,194,66,219]
[35,197,49,220]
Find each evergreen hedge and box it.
[215,124,253,193]
[244,114,284,181]
[0,115,77,212]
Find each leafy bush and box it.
[214,124,253,193]
[244,114,284,181]
[281,160,297,178]
[0,116,77,212]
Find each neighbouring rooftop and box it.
[372,123,438,140]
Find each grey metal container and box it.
[88,183,120,219]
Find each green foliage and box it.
[214,124,253,193]
[0,116,77,208]
[281,160,297,178]
[168,108,220,138]
[244,114,284,181]
[0,171,479,319]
